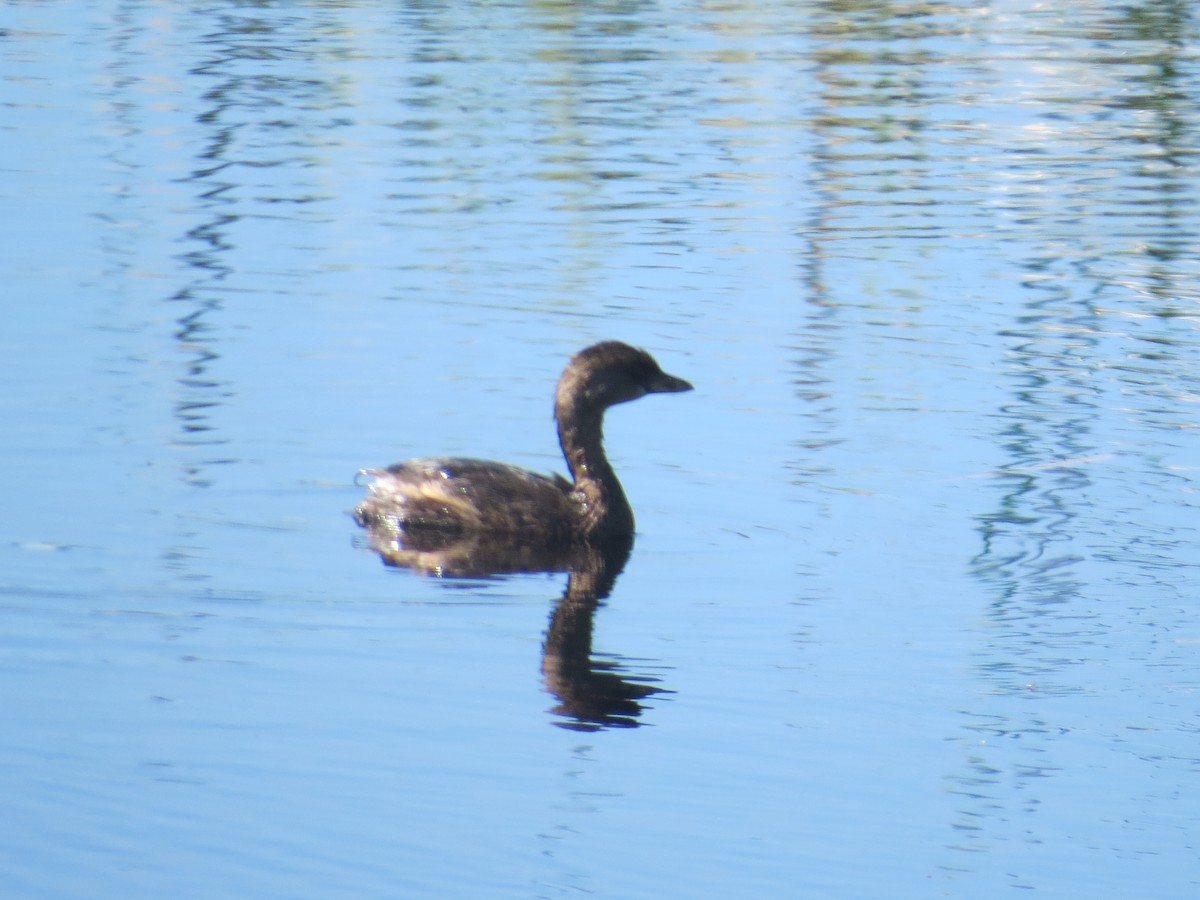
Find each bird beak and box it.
[649,371,693,394]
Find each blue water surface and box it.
[3,1,1199,897]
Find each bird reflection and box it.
[541,534,671,731]
[357,521,670,730]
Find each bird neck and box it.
[556,399,634,536]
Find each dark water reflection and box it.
[358,517,670,730]
[540,535,671,731]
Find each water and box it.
[3,0,1200,897]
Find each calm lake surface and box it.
[4,1,1200,897]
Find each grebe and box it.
[354,341,691,545]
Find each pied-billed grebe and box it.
[354,341,692,544]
